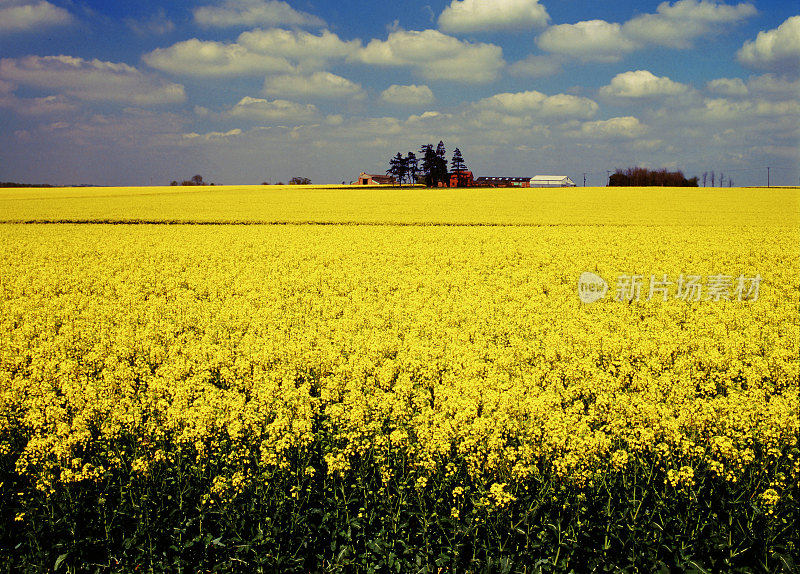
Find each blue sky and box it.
[0,0,798,186]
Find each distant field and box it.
[1,184,798,226]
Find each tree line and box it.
[609,167,698,187]
[387,141,469,187]
[170,175,215,186]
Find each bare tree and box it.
[702,172,708,187]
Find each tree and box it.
[710,171,715,187]
[608,167,698,187]
[702,172,708,187]
[405,152,418,185]
[289,177,311,185]
[433,141,448,187]
[387,152,407,186]
[450,147,468,187]
[170,180,179,186]
[419,144,436,187]
[191,174,204,186]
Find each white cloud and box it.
[228,96,319,121]
[737,16,800,75]
[438,0,549,33]
[0,55,186,105]
[144,29,359,77]
[238,28,361,69]
[357,29,504,83]
[183,128,243,141]
[380,84,435,106]
[508,54,562,78]
[193,0,323,28]
[0,0,73,33]
[706,77,748,96]
[144,39,294,77]
[0,80,79,115]
[0,94,79,114]
[707,73,800,98]
[263,71,365,100]
[537,20,636,63]
[538,1,756,62]
[575,116,647,139]
[600,70,690,98]
[125,8,175,36]
[747,73,800,97]
[696,97,800,122]
[475,90,598,119]
[623,0,756,49]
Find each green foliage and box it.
[1,445,796,573]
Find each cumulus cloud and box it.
[575,116,647,139]
[623,0,756,49]
[144,29,359,77]
[707,73,800,98]
[737,16,800,76]
[0,0,73,33]
[193,0,323,28]
[600,70,690,98]
[263,71,365,100]
[537,21,636,63]
[144,38,294,77]
[438,0,549,33]
[125,8,175,36]
[357,29,504,83]
[508,54,562,78]
[380,84,435,106]
[0,79,79,115]
[148,28,501,84]
[0,55,186,105]
[695,97,800,122]
[238,28,361,68]
[747,73,800,97]
[706,77,749,96]
[475,90,598,119]
[538,1,756,62]
[228,96,319,121]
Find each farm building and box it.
[474,176,530,188]
[358,172,396,185]
[449,170,474,188]
[531,175,576,187]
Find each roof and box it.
[360,173,395,182]
[475,176,530,182]
[531,175,571,181]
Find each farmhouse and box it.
[474,176,531,188]
[531,175,576,187]
[358,172,396,185]
[449,170,474,188]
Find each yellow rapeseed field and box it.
[1,185,797,517]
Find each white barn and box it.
[531,175,576,187]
